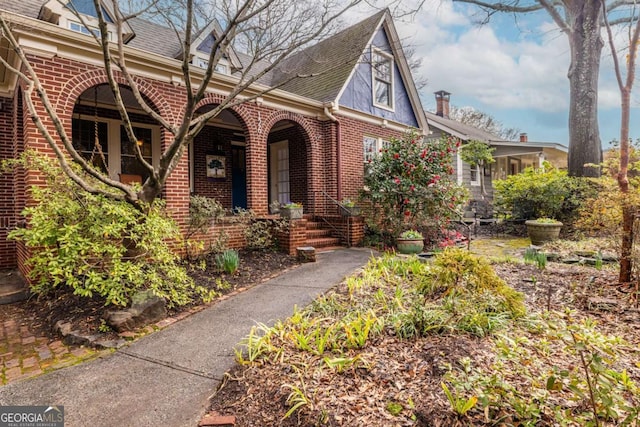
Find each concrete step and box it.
[0,270,28,305]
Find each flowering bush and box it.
[361,131,468,244]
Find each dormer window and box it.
[68,20,112,41]
[193,56,230,75]
[39,0,134,43]
[372,48,394,110]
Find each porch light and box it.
[136,140,144,146]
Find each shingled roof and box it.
[0,2,404,107]
[266,10,386,102]
[425,110,507,143]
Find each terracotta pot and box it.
[525,220,563,245]
[396,238,424,254]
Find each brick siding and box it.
[1,52,410,276]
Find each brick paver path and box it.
[0,318,98,385]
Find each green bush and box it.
[493,163,597,224]
[185,195,226,259]
[8,154,215,307]
[234,209,288,250]
[419,247,526,322]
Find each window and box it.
[193,56,230,74]
[72,118,109,172]
[68,21,112,40]
[372,48,393,109]
[470,164,481,186]
[72,117,158,182]
[121,126,153,183]
[363,136,389,175]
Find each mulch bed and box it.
[0,249,299,340]
[206,262,640,426]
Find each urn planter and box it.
[525,220,563,245]
[396,238,424,255]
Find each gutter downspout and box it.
[324,103,342,201]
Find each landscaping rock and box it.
[587,297,619,312]
[544,252,561,262]
[575,250,597,257]
[601,252,619,262]
[581,258,599,266]
[561,257,581,264]
[105,291,167,333]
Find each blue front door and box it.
[232,146,247,210]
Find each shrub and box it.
[8,153,215,307]
[215,249,240,274]
[419,247,526,321]
[185,195,226,259]
[361,131,468,245]
[234,209,288,250]
[493,163,597,225]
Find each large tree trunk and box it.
[566,0,603,177]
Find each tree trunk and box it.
[618,88,632,283]
[619,205,634,283]
[566,0,603,177]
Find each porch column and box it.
[164,133,191,235]
[246,132,269,215]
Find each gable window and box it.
[193,56,230,75]
[68,21,112,40]
[372,48,394,110]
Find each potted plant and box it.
[396,230,424,254]
[525,218,563,245]
[340,199,361,216]
[280,202,303,220]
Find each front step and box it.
[306,237,341,249]
[0,270,28,305]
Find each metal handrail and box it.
[312,190,351,247]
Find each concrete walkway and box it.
[0,248,374,427]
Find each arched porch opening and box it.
[72,84,163,186]
[191,106,249,211]
[266,119,311,211]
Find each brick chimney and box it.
[519,132,528,142]
[435,90,451,119]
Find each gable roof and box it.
[425,110,506,143]
[425,110,567,154]
[0,2,427,130]
[267,10,385,102]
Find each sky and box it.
[346,1,640,147]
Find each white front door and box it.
[270,140,290,204]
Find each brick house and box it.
[0,2,427,281]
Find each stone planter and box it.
[340,206,361,216]
[396,238,424,255]
[280,207,303,220]
[525,220,563,245]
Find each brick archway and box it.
[56,71,174,123]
